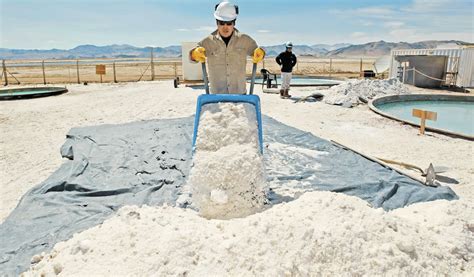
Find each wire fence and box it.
[1,57,377,86]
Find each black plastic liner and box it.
[0,116,457,275]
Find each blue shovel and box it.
[192,60,263,153]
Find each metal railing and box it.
[399,66,456,86]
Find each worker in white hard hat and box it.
[275,41,297,98]
[189,1,265,94]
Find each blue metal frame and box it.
[192,94,264,153]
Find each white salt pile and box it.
[323,78,410,107]
[22,191,473,276]
[187,102,266,219]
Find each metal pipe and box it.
[201,63,209,94]
[249,63,257,95]
[413,66,416,86]
[402,65,406,83]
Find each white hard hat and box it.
[214,1,238,21]
[286,41,293,48]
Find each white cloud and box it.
[381,28,472,43]
[194,26,215,32]
[384,21,405,28]
[409,0,452,11]
[389,28,417,38]
[351,32,366,39]
[257,30,270,33]
[330,6,397,20]
[401,0,470,14]
[326,1,472,44]
[330,6,394,16]
[354,6,394,15]
[175,26,215,32]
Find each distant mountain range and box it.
[0,44,182,60]
[325,40,471,57]
[0,40,471,60]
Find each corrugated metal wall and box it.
[458,49,474,87]
[389,48,474,87]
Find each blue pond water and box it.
[377,100,474,136]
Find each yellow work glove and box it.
[190,47,206,63]
[252,47,265,63]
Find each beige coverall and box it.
[197,29,258,94]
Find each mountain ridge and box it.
[0,40,471,60]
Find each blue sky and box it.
[0,0,472,49]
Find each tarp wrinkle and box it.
[0,116,457,276]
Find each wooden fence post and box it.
[174,62,177,78]
[113,62,117,83]
[150,48,155,81]
[359,58,363,77]
[2,60,8,86]
[329,58,332,77]
[76,60,80,84]
[42,60,46,84]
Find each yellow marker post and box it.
[412,108,437,135]
[96,64,106,83]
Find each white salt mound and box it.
[188,102,266,219]
[324,78,409,107]
[22,192,473,276]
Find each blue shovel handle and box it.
[201,62,210,94]
[249,63,257,95]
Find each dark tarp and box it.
[0,116,457,276]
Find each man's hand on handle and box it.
[252,47,265,64]
[190,47,206,63]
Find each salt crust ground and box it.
[22,192,473,276]
[0,81,472,275]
